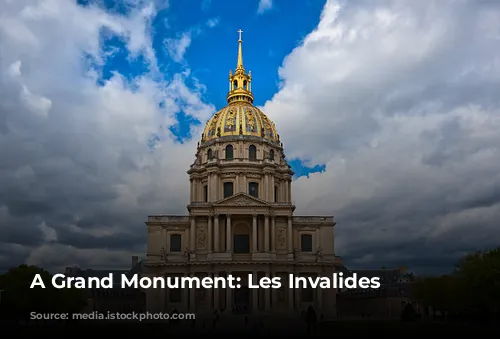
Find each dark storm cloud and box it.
[266,0,500,273]
[0,0,214,272]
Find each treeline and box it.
[0,265,87,323]
[413,247,500,323]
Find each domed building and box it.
[144,31,342,320]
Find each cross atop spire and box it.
[237,29,243,42]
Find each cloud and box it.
[0,0,214,272]
[262,0,500,273]
[165,31,192,62]
[257,0,273,15]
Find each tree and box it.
[454,248,500,320]
[0,265,87,322]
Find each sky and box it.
[1,0,500,275]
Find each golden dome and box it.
[201,30,279,144]
[202,102,279,143]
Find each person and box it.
[305,305,317,334]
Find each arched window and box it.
[243,80,247,90]
[249,145,257,161]
[207,148,213,160]
[225,145,234,160]
[223,182,234,198]
[269,149,275,161]
[248,182,259,198]
[233,80,238,90]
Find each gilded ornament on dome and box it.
[225,109,236,131]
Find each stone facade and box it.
[143,33,342,320]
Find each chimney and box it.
[132,256,138,268]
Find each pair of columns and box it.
[190,214,292,253]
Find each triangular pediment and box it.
[213,192,270,207]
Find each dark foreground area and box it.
[6,319,499,336]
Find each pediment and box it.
[213,192,270,207]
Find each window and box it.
[233,234,250,253]
[249,145,257,161]
[225,145,234,160]
[169,288,181,303]
[301,286,314,302]
[223,182,234,198]
[170,234,182,252]
[269,149,275,161]
[233,80,238,90]
[203,185,208,202]
[300,234,313,252]
[248,182,259,198]
[274,186,278,202]
[207,149,213,160]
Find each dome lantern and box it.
[226,29,254,105]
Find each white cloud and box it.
[0,0,214,271]
[257,0,273,15]
[262,0,500,272]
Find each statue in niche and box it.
[277,229,286,250]
[160,246,167,261]
[183,247,190,260]
[197,229,207,249]
[315,247,323,262]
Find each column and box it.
[189,273,196,310]
[317,276,323,311]
[214,273,219,310]
[252,272,259,311]
[288,274,294,310]
[315,227,321,251]
[252,214,258,252]
[208,215,213,253]
[208,273,214,309]
[190,216,196,251]
[226,214,232,253]
[183,273,189,311]
[265,272,271,310]
[226,272,232,310]
[271,216,276,253]
[190,179,194,202]
[287,215,293,253]
[264,214,270,252]
[271,273,277,310]
[214,214,219,252]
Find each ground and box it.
[7,319,499,336]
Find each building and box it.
[337,266,420,319]
[65,256,145,313]
[144,31,342,320]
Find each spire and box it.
[227,29,254,104]
[236,29,244,71]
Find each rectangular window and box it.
[223,182,234,198]
[274,186,278,202]
[170,234,182,252]
[248,182,259,198]
[203,185,208,202]
[233,235,250,253]
[300,234,313,252]
[301,285,314,302]
[169,288,182,303]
